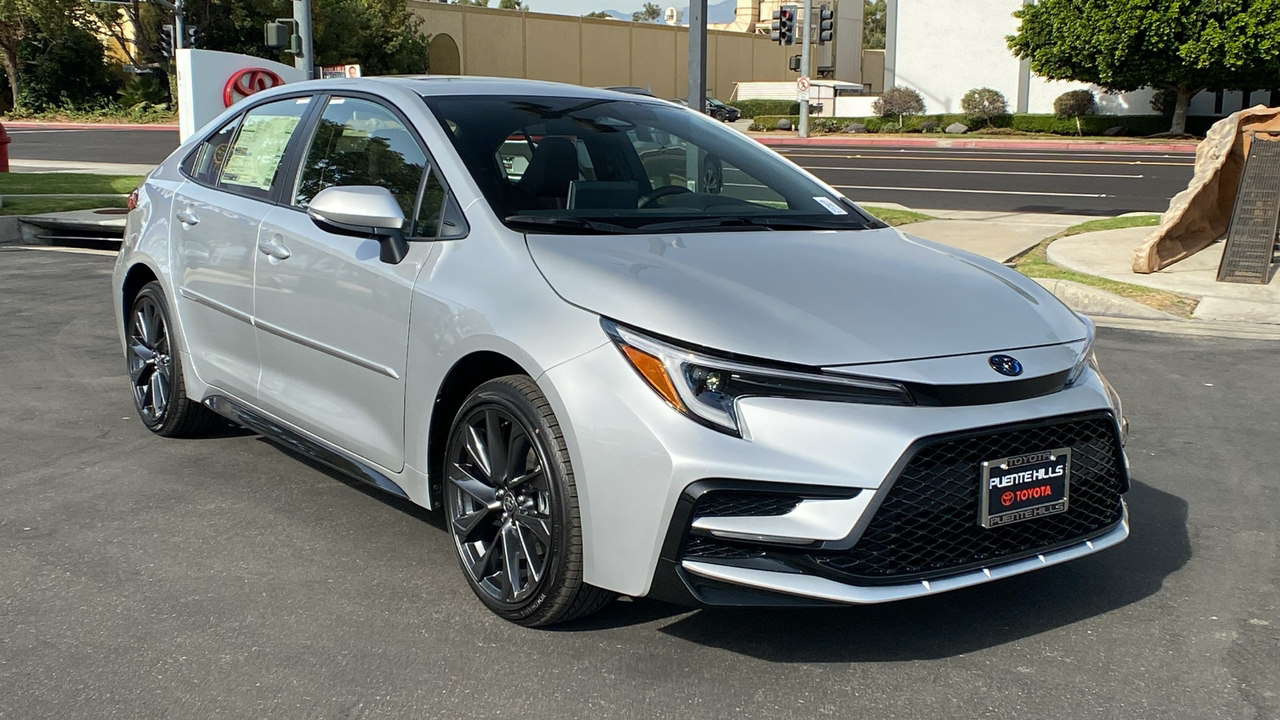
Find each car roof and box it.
[365,75,669,103]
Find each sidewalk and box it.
[878,207,1095,262]
[9,159,156,175]
[1048,227,1280,326]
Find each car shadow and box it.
[581,478,1190,658]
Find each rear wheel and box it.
[126,282,221,437]
[444,376,615,626]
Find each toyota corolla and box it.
[113,77,1130,626]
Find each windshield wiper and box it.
[634,216,870,233]
[504,215,634,234]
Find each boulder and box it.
[944,122,969,134]
[842,122,867,133]
[776,118,793,131]
[1102,125,1129,137]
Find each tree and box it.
[454,0,490,5]
[1008,0,1280,135]
[632,2,660,22]
[498,0,527,9]
[871,86,924,129]
[1054,89,1095,135]
[0,0,91,109]
[862,0,885,50]
[584,10,612,18]
[960,87,1008,127]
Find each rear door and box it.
[171,96,315,400]
[253,94,453,471]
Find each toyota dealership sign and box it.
[175,49,305,142]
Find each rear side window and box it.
[184,115,242,185]
[215,97,312,200]
[293,97,427,223]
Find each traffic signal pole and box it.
[293,0,315,79]
[798,1,812,138]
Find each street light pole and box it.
[798,1,812,138]
[293,0,314,79]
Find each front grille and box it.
[684,536,765,560]
[692,491,802,518]
[810,415,1126,583]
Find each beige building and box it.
[408,1,797,99]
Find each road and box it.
[5,126,1193,216]
[775,145,1196,216]
[2,247,1277,720]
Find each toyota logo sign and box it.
[223,68,285,107]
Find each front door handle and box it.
[175,208,200,227]
[257,236,291,261]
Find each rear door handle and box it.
[257,236,291,261]
[175,208,200,227]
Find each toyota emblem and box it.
[223,68,286,108]
[988,355,1024,377]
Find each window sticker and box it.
[813,196,848,215]
[219,114,302,191]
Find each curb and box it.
[1032,277,1181,321]
[754,135,1199,153]
[2,121,178,131]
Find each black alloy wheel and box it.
[445,376,615,626]
[125,282,220,437]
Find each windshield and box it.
[420,94,878,233]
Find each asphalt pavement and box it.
[773,145,1195,215]
[4,126,1195,216]
[2,246,1277,720]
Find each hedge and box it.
[749,113,1219,136]
[729,99,800,118]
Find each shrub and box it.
[729,99,800,118]
[17,26,122,111]
[1053,90,1095,117]
[960,87,1008,127]
[1150,87,1177,116]
[871,86,925,128]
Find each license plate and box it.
[979,448,1071,528]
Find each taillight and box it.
[127,189,139,211]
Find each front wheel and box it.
[444,376,615,626]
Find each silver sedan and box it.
[112,77,1130,626]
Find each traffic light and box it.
[788,55,801,72]
[186,25,200,49]
[817,4,834,45]
[158,24,174,58]
[771,4,796,45]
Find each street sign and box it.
[797,76,811,92]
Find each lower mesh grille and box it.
[810,414,1125,583]
[684,536,765,560]
[692,492,802,518]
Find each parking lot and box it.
[2,246,1278,720]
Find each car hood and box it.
[525,226,1086,367]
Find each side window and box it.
[293,97,427,225]
[216,97,312,199]
[183,114,242,185]
[413,168,468,239]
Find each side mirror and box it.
[307,186,409,264]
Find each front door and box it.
[253,95,437,472]
[171,97,313,399]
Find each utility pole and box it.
[293,0,315,79]
[686,0,707,191]
[798,1,812,138]
[172,0,186,51]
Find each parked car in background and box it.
[669,97,741,122]
[114,77,1130,627]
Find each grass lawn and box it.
[862,205,933,226]
[0,196,129,216]
[1011,214,1200,318]
[0,173,144,195]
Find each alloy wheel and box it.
[447,405,554,605]
[126,295,173,426]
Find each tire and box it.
[125,282,221,438]
[712,109,728,122]
[444,375,615,626]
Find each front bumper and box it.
[538,342,1129,603]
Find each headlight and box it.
[1065,313,1097,387]
[603,319,914,437]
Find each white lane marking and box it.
[778,147,1193,161]
[783,152,1190,167]
[801,165,1143,179]
[832,184,1108,198]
